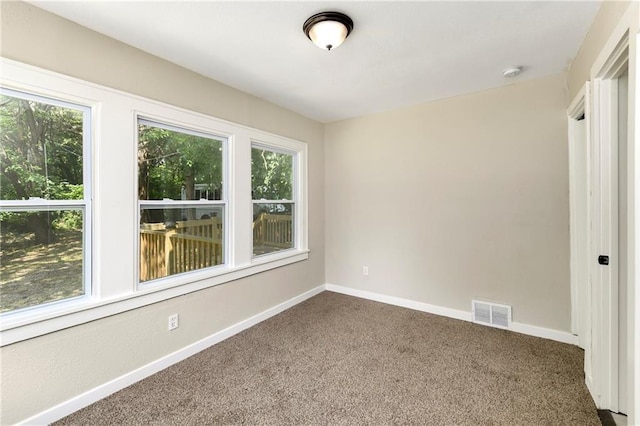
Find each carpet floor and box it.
[55,291,600,425]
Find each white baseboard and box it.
[20,285,325,426]
[325,284,472,322]
[325,284,578,346]
[510,321,578,345]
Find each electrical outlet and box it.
[362,266,369,276]
[168,314,179,331]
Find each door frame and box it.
[590,27,630,413]
[568,83,594,394]
[583,3,639,421]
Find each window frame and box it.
[0,58,309,346]
[251,142,298,258]
[136,117,229,287]
[0,87,93,315]
[249,135,308,267]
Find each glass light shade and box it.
[308,20,349,51]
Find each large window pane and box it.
[0,209,85,312]
[251,146,295,257]
[138,120,226,284]
[0,95,84,201]
[138,122,223,202]
[0,89,89,314]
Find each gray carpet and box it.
[55,291,600,425]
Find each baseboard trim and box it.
[325,284,578,346]
[325,284,471,322]
[20,285,325,426]
[510,321,578,345]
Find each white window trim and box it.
[136,117,230,288]
[251,138,308,256]
[0,58,309,346]
[251,142,300,258]
[0,88,93,317]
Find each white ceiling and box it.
[31,1,601,123]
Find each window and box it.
[1,59,308,345]
[252,145,295,256]
[0,89,91,313]
[138,119,226,283]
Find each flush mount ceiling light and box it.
[303,11,354,51]
[503,66,524,78]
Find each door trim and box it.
[568,83,593,394]
[568,83,589,345]
[590,28,629,413]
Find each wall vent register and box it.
[472,300,512,329]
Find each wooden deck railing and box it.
[253,213,293,249]
[140,214,293,281]
[140,218,223,282]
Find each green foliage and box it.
[0,211,26,230]
[251,148,293,200]
[0,209,82,235]
[0,95,84,200]
[138,124,223,201]
[50,182,83,200]
[0,94,85,240]
[54,210,83,230]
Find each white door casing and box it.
[617,68,629,416]
[568,84,593,393]
[590,29,629,413]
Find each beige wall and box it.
[568,0,632,100]
[325,74,571,331]
[0,2,324,424]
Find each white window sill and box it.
[0,250,309,346]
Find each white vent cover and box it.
[472,300,512,329]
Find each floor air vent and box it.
[472,300,512,329]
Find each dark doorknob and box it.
[598,255,609,265]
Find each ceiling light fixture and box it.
[303,11,353,51]
[503,66,524,78]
